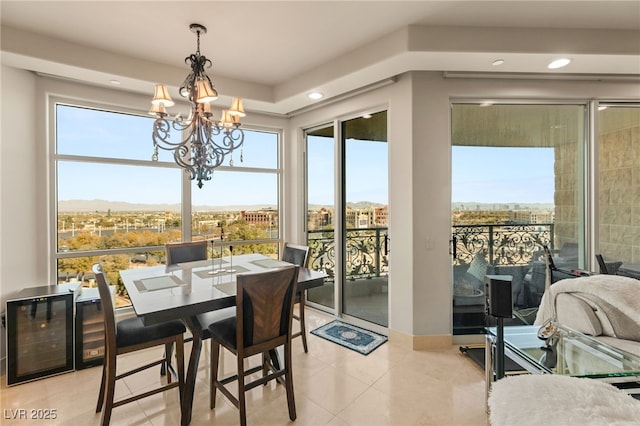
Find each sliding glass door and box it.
[597,104,640,273]
[451,103,586,334]
[342,113,389,326]
[306,124,336,311]
[305,111,389,328]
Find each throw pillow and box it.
[467,253,489,282]
[453,277,475,296]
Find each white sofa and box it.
[535,274,640,356]
[488,374,640,426]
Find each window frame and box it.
[49,97,283,299]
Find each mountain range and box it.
[58,199,386,213]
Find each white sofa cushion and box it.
[556,293,603,336]
[489,375,640,426]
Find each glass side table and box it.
[485,325,640,401]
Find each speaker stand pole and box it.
[496,316,505,380]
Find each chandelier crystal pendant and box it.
[150,23,246,188]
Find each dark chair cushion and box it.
[116,317,185,348]
[195,308,236,340]
[208,316,239,349]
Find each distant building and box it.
[309,205,387,229]
[241,209,277,226]
[374,206,388,226]
[509,209,554,224]
[510,210,532,223]
[530,211,554,224]
[308,207,333,229]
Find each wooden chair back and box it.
[596,254,609,274]
[93,263,117,364]
[282,243,311,352]
[283,243,310,268]
[166,240,208,265]
[236,265,299,357]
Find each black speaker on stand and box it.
[484,274,513,380]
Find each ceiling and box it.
[2,1,639,115]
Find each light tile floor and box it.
[1,310,488,425]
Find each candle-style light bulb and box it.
[208,239,217,275]
[217,225,226,273]
[228,245,236,273]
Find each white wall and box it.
[1,65,38,365]
[1,66,40,298]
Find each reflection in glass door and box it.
[305,111,389,327]
[597,104,640,270]
[451,103,586,335]
[342,113,389,326]
[306,124,336,311]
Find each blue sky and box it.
[57,105,278,206]
[57,105,553,206]
[58,105,390,206]
[452,146,554,203]
[307,136,389,206]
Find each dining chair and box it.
[166,240,208,265]
[165,239,237,390]
[92,263,185,426]
[595,253,623,275]
[208,265,300,426]
[163,240,210,373]
[283,243,311,352]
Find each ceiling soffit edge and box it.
[0,25,275,104]
[407,25,640,55]
[2,24,640,116]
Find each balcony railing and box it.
[307,224,552,282]
[308,227,388,281]
[452,223,554,266]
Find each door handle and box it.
[450,236,457,259]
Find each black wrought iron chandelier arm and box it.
[152,116,193,151]
[208,126,244,152]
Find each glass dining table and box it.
[120,253,327,425]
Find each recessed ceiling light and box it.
[362,113,372,119]
[492,59,504,66]
[548,58,572,69]
[480,102,493,107]
[307,91,323,100]
[598,106,608,111]
[109,79,121,85]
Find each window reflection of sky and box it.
[307,136,388,206]
[58,104,390,208]
[453,146,554,204]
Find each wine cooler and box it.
[74,288,105,369]
[6,284,75,385]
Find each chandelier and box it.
[150,23,245,188]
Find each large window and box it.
[597,104,640,268]
[54,102,280,306]
[451,103,586,334]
